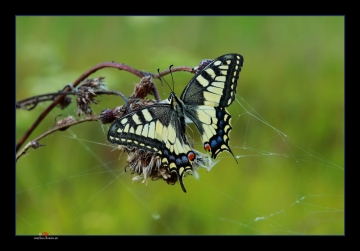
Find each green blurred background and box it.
[16,16,344,235]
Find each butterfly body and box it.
[108,53,244,192]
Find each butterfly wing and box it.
[180,53,244,159]
[107,101,195,192]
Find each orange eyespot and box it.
[204,143,211,152]
[187,151,195,161]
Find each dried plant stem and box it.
[16,90,129,113]
[16,91,75,110]
[16,116,100,161]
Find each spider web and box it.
[16,86,344,235]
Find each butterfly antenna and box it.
[157,68,172,92]
[157,68,164,88]
[169,65,175,92]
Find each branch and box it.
[16,89,129,113]
[16,92,75,111]
[16,116,100,161]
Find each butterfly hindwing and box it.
[181,54,244,159]
[183,105,233,159]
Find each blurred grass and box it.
[16,16,343,235]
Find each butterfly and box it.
[107,53,244,192]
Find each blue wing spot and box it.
[169,154,176,162]
[211,139,219,149]
[176,157,183,166]
[181,155,188,163]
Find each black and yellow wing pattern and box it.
[107,53,244,192]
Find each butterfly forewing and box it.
[180,54,244,107]
[107,104,171,152]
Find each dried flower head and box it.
[193,59,212,73]
[99,108,118,124]
[57,95,72,110]
[29,140,45,149]
[55,115,76,131]
[130,76,155,99]
[76,77,107,116]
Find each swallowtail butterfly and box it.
[108,53,244,192]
